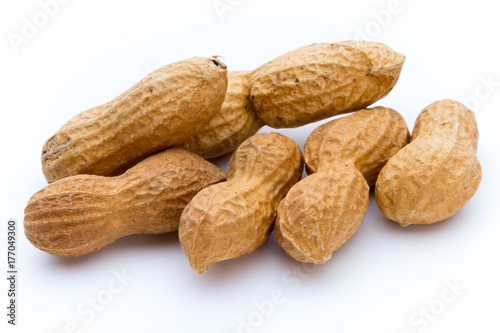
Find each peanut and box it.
[25,149,226,257]
[250,41,405,128]
[42,57,228,183]
[179,133,303,274]
[275,107,410,263]
[375,100,482,226]
[176,42,405,159]
[178,71,263,158]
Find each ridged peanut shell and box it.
[276,107,410,263]
[179,133,303,274]
[305,107,411,185]
[25,149,226,256]
[42,57,228,183]
[275,167,369,263]
[179,71,263,158]
[250,41,405,128]
[375,100,482,226]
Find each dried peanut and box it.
[179,71,263,158]
[179,133,303,274]
[42,57,228,183]
[250,41,405,128]
[178,41,405,158]
[375,100,482,226]
[25,149,226,257]
[275,107,410,263]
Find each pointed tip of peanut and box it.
[193,266,208,275]
[189,256,211,274]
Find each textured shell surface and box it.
[179,132,303,274]
[42,57,228,183]
[375,99,482,226]
[25,149,226,257]
[179,71,263,158]
[250,41,405,128]
[275,107,410,264]
[275,167,369,264]
[305,107,410,185]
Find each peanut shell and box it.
[179,133,303,274]
[276,107,410,263]
[375,99,482,226]
[25,149,226,256]
[42,57,228,183]
[179,71,263,158]
[250,41,405,128]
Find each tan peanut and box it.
[25,149,226,257]
[177,41,405,159]
[375,100,482,226]
[179,71,263,158]
[275,107,410,264]
[179,133,303,274]
[42,57,228,183]
[250,41,405,128]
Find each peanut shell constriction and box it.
[25,149,226,257]
[375,100,482,226]
[276,107,410,263]
[179,133,303,274]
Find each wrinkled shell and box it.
[42,57,228,183]
[305,107,410,185]
[179,71,263,158]
[275,167,369,264]
[375,100,482,226]
[25,149,226,257]
[179,133,303,274]
[250,41,405,128]
[276,107,410,263]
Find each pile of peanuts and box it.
[24,41,481,274]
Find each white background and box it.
[1,0,499,332]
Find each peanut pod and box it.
[375,100,482,226]
[275,107,410,263]
[179,133,303,274]
[250,41,405,128]
[25,149,226,257]
[42,57,228,183]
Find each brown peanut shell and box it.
[375,99,482,226]
[276,107,410,263]
[179,133,303,274]
[179,71,263,158]
[42,57,228,183]
[25,149,226,257]
[250,41,405,128]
